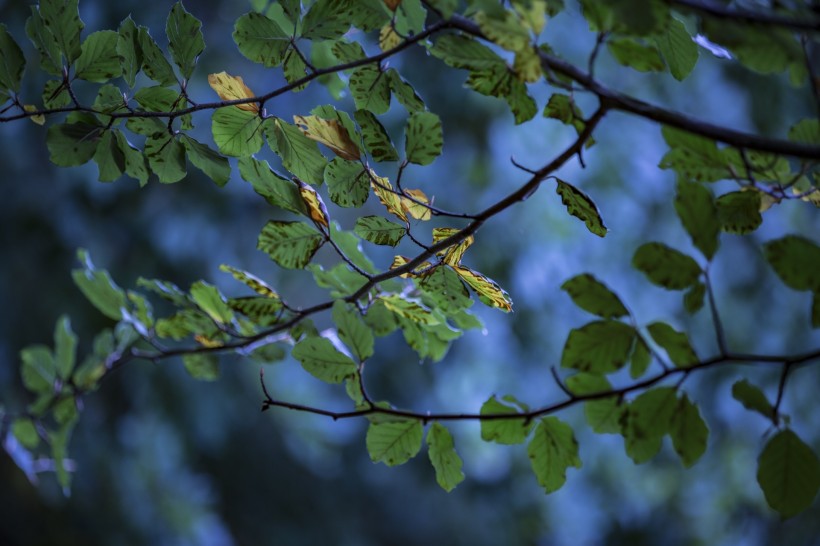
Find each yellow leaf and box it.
[207,71,259,113]
[794,186,820,207]
[195,334,224,348]
[513,47,543,83]
[389,255,431,278]
[297,180,330,228]
[401,188,432,221]
[383,0,402,11]
[24,104,45,125]
[452,265,513,312]
[293,114,360,160]
[370,170,408,222]
[379,24,402,52]
[432,227,474,266]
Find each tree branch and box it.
[670,0,820,32]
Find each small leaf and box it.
[380,294,440,325]
[366,420,424,466]
[430,34,505,70]
[632,242,701,290]
[561,273,628,318]
[53,315,77,380]
[646,322,698,368]
[527,417,582,493]
[0,24,26,92]
[72,249,127,320]
[405,111,443,166]
[388,69,425,112]
[40,0,84,64]
[145,132,187,184]
[183,353,219,381]
[238,157,305,214]
[92,130,125,181]
[623,387,678,464]
[674,180,719,259]
[354,109,399,162]
[233,12,290,67]
[654,17,698,81]
[419,266,472,313]
[607,38,665,72]
[181,135,231,187]
[297,181,330,228]
[208,72,259,113]
[325,158,370,208]
[294,114,360,160]
[763,235,820,292]
[355,216,406,246]
[75,30,119,82]
[220,264,279,299]
[301,0,356,40]
[480,395,532,444]
[117,17,141,88]
[427,423,465,492]
[669,394,708,467]
[26,8,62,76]
[190,281,234,324]
[757,429,820,519]
[349,65,391,114]
[267,118,328,184]
[370,170,408,222]
[401,189,432,221]
[630,335,652,379]
[683,282,706,314]
[292,336,357,383]
[561,320,636,374]
[716,191,762,234]
[166,1,204,80]
[47,117,102,167]
[332,301,374,362]
[257,220,325,269]
[138,26,177,86]
[555,179,607,237]
[566,374,624,434]
[731,379,774,420]
[452,266,513,312]
[21,345,56,393]
[12,418,39,449]
[211,107,264,157]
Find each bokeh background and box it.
[1,0,818,544]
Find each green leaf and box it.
[561,320,636,374]
[349,65,391,115]
[630,335,652,379]
[566,373,624,434]
[257,220,324,269]
[75,30,119,82]
[156,309,216,340]
[93,130,126,182]
[54,315,77,380]
[26,7,62,76]
[138,26,177,86]
[527,417,582,493]
[50,421,76,492]
[135,85,180,111]
[646,322,698,368]
[419,266,472,314]
[212,107,264,157]
[607,38,665,72]
[544,93,590,141]
[561,273,628,318]
[429,34,505,70]
[40,0,83,64]
[145,132,187,183]
[683,282,706,314]
[283,48,308,90]
[117,17,141,88]
[427,423,465,492]
[354,110,399,162]
[182,353,219,381]
[555,179,607,237]
[404,112,443,165]
[116,131,150,185]
[354,216,406,246]
[380,294,441,325]
[731,379,774,420]
[229,297,282,325]
[21,345,56,393]
[789,118,820,145]
[674,180,719,259]
[504,77,538,124]
[669,394,708,467]
[632,242,701,290]
[366,419,424,466]
[46,117,102,167]
[310,263,368,298]
[659,126,731,183]
[72,249,128,320]
[181,135,230,187]
[238,157,305,214]
[623,387,677,463]
[166,1,204,80]
[190,281,234,324]
[480,395,533,444]
[716,191,762,234]
[763,235,820,292]
[654,17,698,81]
[0,24,26,92]
[387,69,425,112]
[757,429,820,519]
[233,12,290,67]
[330,221,378,274]
[12,418,39,449]
[364,300,399,336]
[301,0,357,40]
[292,336,357,383]
[324,158,370,207]
[475,10,531,52]
[332,300,374,362]
[266,118,327,184]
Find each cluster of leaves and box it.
[1,0,819,519]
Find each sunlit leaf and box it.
[292,336,357,383]
[296,181,330,228]
[257,220,325,269]
[233,12,290,67]
[528,417,582,493]
[355,216,406,246]
[366,419,424,466]
[166,1,204,80]
[452,266,513,312]
[294,114,360,160]
[480,395,532,444]
[380,294,440,325]
[208,72,259,113]
[332,300,374,362]
[211,107,264,157]
[646,321,698,368]
[427,423,465,492]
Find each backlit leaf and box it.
[138,26,177,86]
[453,266,512,312]
[117,17,141,88]
[233,12,290,67]
[183,353,219,381]
[325,158,370,208]
[301,0,356,40]
[387,69,425,112]
[21,345,56,393]
[630,335,651,379]
[370,170,408,222]
[238,157,306,214]
[427,423,465,492]
[405,111,443,165]
[297,181,330,228]
[607,38,665,72]
[527,417,582,493]
[561,320,635,374]
[354,109,399,162]
[632,243,701,290]
[366,420,424,466]
[332,300,374,362]
[654,17,698,81]
[220,264,279,299]
[294,114,361,160]
[430,34,505,70]
[0,24,25,92]
[292,336,357,383]
[166,1,204,80]
[646,322,698,368]
[257,220,325,269]
[381,294,440,325]
[211,107,264,157]
[47,116,102,167]
[561,273,628,318]
[349,65,391,114]
[355,216,406,246]
[669,394,708,467]
[763,236,820,292]
[40,0,83,64]
[480,395,532,444]
[267,118,328,184]
[555,179,607,237]
[757,429,820,518]
[181,135,231,187]
[401,189,432,221]
[72,249,127,320]
[145,132,187,183]
[26,7,62,76]
[190,281,234,324]
[716,191,762,234]
[674,180,719,259]
[623,387,677,463]
[731,379,774,420]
